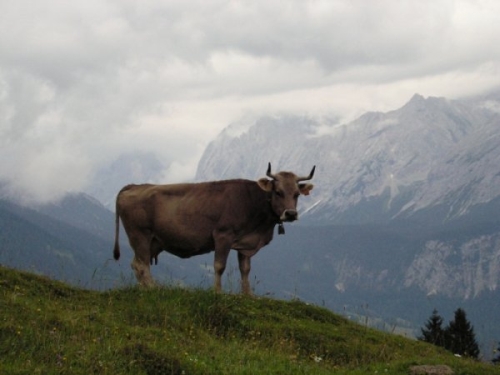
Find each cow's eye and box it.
[275,191,284,198]
[294,193,300,199]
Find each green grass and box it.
[1,265,499,375]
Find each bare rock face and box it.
[409,365,453,375]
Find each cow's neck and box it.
[265,191,286,235]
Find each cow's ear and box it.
[299,183,314,196]
[257,178,273,192]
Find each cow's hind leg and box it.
[128,233,155,287]
[238,252,252,295]
[131,257,154,287]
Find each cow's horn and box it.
[266,162,278,180]
[296,166,316,182]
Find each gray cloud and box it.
[1,0,500,203]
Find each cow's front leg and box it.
[238,252,252,295]
[213,247,230,293]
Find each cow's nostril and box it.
[284,209,298,221]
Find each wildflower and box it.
[56,353,64,367]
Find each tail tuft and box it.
[113,243,120,260]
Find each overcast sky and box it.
[1,0,500,203]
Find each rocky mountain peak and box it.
[196,91,500,225]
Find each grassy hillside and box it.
[1,266,498,375]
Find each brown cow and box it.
[113,163,315,294]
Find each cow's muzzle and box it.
[281,209,298,222]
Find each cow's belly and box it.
[167,246,214,259]
[232,231,272,252]
[154,230,215,259]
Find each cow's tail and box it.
[113,194,121,261]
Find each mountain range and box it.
[196,92,500,226]
[1,90,500,357]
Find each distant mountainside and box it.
[0,196,121,288]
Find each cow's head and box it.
[257,163,315,222]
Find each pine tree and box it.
[419,309,446,348]
[445,308,480,359]
[493,342,500,365]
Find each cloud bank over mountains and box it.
[1,0,500,203]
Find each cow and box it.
[113,163,315,294]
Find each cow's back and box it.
[149,179,269,235]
